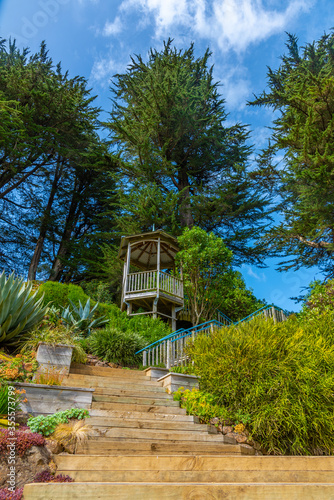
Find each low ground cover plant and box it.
[27,408,90,436]
[187,314,334,455]
[0,428,45,456]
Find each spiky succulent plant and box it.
[61,298,108,336]
[0,271,47,346]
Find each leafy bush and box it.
[88,327,146,366]
[0,428,45,456]
[61,299,108,335]
[20,325,87,364]
[27,408,90,436]
[0,352,38,382]
[0,272,47,347]
[38,281,116,319]
[187,314,334,455]
[173,388,231,423]
[33,471,74,483]
[37,281,89,309]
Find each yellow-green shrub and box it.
[187,314,334,455]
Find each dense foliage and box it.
[88,327,146,366]
[0,38,118,282]
[176,227,264,324]
[251,32,334,275]
[187,314,334,455]
[27,408,89,436]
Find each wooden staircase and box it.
[23,365,334,499]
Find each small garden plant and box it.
[0,352,38,382]
[27,408,90,436]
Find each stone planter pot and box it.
[36,343,74,376]
[144,367,169,380]
[157,372,200,394]
[14,382,94,416]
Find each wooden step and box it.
[70,364,148,379]
[76,439,250,455]
[64,374,162,388]
[92,395,178,406]
[87,417,212,432]
[91,402,186,414]
[98,427,224,442]
[23,482,334,499]
[93,386,171,398]
[88,409,196,422]
[55,455,334,472]
[57,469,334,483]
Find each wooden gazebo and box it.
[118,230,184,330]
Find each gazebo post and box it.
[125,242,132,316]
[153,237,161,320]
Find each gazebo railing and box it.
[137,304,288,368]
[126,270,183,299]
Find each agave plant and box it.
[61,298,108,335]
[0,271,47,346]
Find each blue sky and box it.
[1,0,333,311]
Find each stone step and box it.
[64,374,162,388]
[87,417,211,432]
[76,439,250,455]
[24,482,334,499]
[70,364,148,379]
[55,455,334,472]
[91,401,186,414]
[92,395,178,406]
[95,427,223,442]
[88,409,195,422]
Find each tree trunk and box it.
[27,161,63,281]
[49,178,81,282]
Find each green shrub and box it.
[0,272,47,346]
[88,327,146,366]
[38,282,118,321]
[20,325,87,364]
[187,314,334,455]
[27,408,89,436]
[37,282,89,309]
[104,308,171,345]
[173,388,231,423]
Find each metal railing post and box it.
[166,339,171,369]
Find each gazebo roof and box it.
[118,230,179,270]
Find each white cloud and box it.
[119,0,313,53]
[90,56,117,86]
[102,16,123,36]
[243,265,267,281]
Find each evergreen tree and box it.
[108,40,270,265]
[250,32,334,275]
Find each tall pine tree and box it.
[108,40,270,265]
